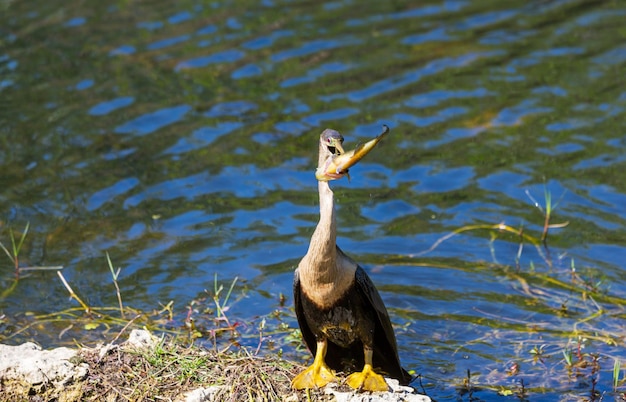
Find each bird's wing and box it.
[354,266,399,351]
[293,268,318,357]
[354,266,412,384]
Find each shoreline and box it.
[0,329,430,401]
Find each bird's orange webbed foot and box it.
[292,339,338,389]
[345,363,389,392]
[291,362,337,389]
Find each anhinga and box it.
[292,126,411,392]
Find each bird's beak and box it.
[316,125,390,181]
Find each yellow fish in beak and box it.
[315,125,389,181]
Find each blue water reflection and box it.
[164,123,243,155]
[176,49,245,70]
[89,97,134,116]
[87,178,140,211]
[115,105,192,135]
[346,52,499,102]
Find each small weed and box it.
[529,344,547,363]
[0,222,29,278]
[524,185,568,246]
[563,348,574,367]
[0,223,62,300]
[614,359,622,391]
[106,252,124,318]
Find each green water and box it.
[1,0,626,400]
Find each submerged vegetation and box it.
[0,223,296,353]
[415,187,626,401]
[1,186,625,401]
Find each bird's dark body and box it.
[294,250,411,385]
[291,127,410,391]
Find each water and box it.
[1,0,626,400]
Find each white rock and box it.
[324,378,431,402]
[125,328,160,349]
[0,342,88,387]
[180,385,223,402]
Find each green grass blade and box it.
[15,222,30,257]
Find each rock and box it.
[0,342,88,389]
[282,393,300,402]
[179,385,223,402]
[324,378,431,402]
[125,328,160,349]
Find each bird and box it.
[292,126,411,392]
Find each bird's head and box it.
[315,125,390,182]
[320,129,345,157]
[316,129,347,181]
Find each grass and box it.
[89,337,300,402]
[0,222,29,279]
[0,223,63,300]
[106,251,124,318]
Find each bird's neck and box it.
[318,140,329,168]
[298,181,356,307]
[303,181,337,275]
[316,180,336,249]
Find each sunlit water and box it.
[1,1,626,400]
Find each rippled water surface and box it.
[1,0,626,400]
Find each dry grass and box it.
[1,336,335,402]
